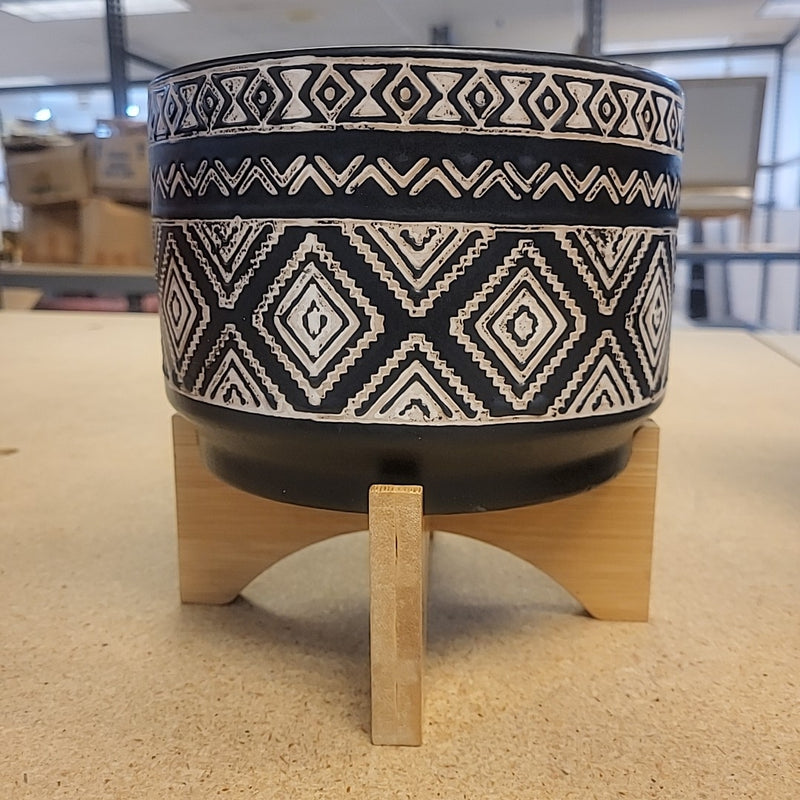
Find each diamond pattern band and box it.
[155,217,674,426]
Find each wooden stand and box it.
[172,415,659,746]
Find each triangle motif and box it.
[555,331,643,420]
[184,218,280,309]
[346,221,493,317]
[369,361,465,423]
[555,227,649,315]
[194,324,286,415]
[188,217,264,283]
[347,334,484,424]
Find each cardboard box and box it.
[80,197,153,268]
[21,203,81,263]
[93,120,149,205]
[5,142,91,206]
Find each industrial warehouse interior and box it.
[1,2,798,797]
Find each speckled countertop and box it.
[1,311,798,799]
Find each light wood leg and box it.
[428,422,659,621]
[369,485,427,746]
[172,414,365,604]
[172,414,658,744]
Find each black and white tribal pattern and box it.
[155,218,673,426]
[151,49,682,433]
[149,54,683,155]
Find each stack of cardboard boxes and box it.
[4,120,152,268]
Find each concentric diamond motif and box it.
[451,240,586,411]
[164,88,182,131]
[311,67,355,119]
[159,234,210,382]
[591,88,621,133]
[243,75,279,121]
[636,95,658,137]
[626,239,672,392]
[461,75,502,122]
[389,72,426,115]
[640,268,669,363]
[276,266,359,377]
[253,233,384,405]
[197,81,222,126]
[534,83,564,119]
[475,273,568,385]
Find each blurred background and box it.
[0,0,798,327]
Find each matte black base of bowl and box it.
[169,389,658,514]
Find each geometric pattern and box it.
[183,217,282,308]
[152,156,681,211]
[153,217,674,425]
[252,232,384,406]
[554,330,643,417]
[345,222,495,316]
[450,240,586,411]
[346,334,484,423]
[151,57,682,435]
[625,238,673,393]
[554,227,650,315]
[158,233,210,382]
[149,55,683,155]
[193,324,287,413]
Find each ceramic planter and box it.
[149,47,683,512]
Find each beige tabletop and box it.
[1,311,798,799]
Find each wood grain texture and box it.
[172,414,365,604]
[368,485,427,746]
[173,414,658,617]
[428,422,660,621]
[173,414,657,747]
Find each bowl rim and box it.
[149,45,682,97]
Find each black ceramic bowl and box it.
[150,46,683,513]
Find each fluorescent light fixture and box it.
[0,74,54,88]
[759,0,800,17]
[125,103,140,117]
[0,0,190,22]
[33,107,52,121]
[604,36,732,54]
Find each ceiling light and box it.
[0,0,190,22]
[604,36,732,54]
[0,75,54,88]
[759,0,800,17]
[33,107,52,121]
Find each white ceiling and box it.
[0,0,797,86]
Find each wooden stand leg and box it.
[172,415,658,744]
[368,485,427,746]
[428,422,659,621]
[172,415,365,604]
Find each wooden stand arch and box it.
[172,415,659,746]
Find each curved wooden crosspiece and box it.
[172,415,366,604]
[428,422,659,622]
[173,415,657,745]
[173,414,658,619]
